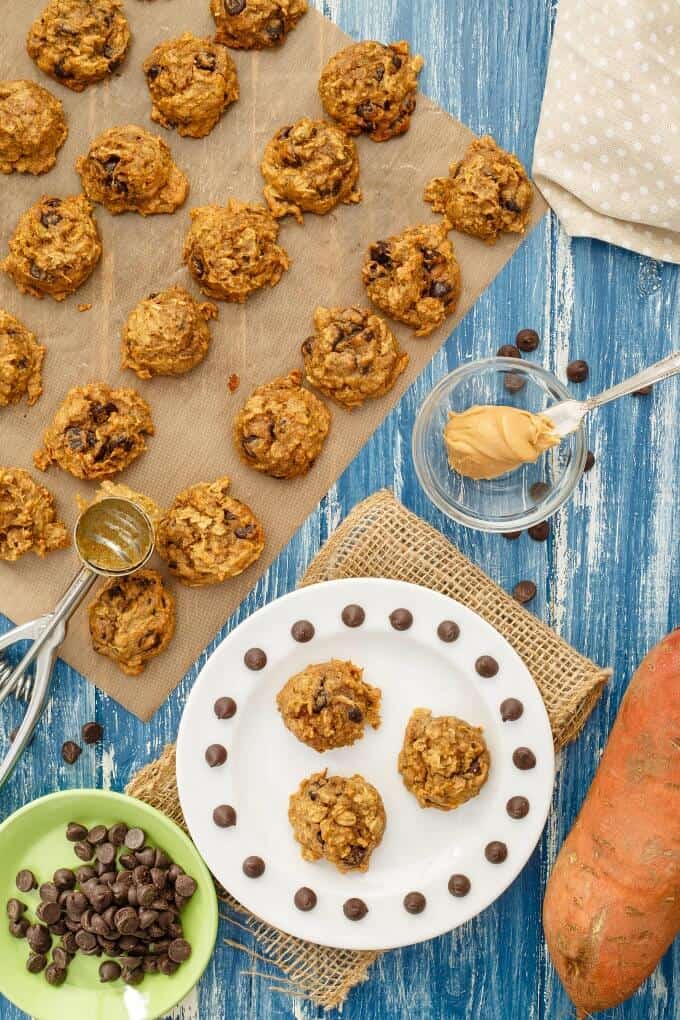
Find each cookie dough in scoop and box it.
[76,125,189,216]
[444,404,558,480]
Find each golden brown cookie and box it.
[0,310,46,409]
[260,118,361,222]
[26,0,131,93]
[302,305,409,409]
[234,370,330,479]
[88,568,176,676]
[157,476,264,587]
[34,382,154,480]
[0,467,69,561]
[288,770,386,873]
[425,136,533,243]
[398,708,490,810]
[121,285,218,380]
[210,0,307,50]
[0,80,68,175]
[143,33,239,139]
[76,124,189,216]
[1,194,102,302]
[319,40,424,142]
[183,199,290,302]
[362,222,461,337]
[277,659,381,752]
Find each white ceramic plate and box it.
[176,579,554,950]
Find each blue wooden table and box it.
[2,1,679,1017]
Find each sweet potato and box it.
[543,629,680,1016]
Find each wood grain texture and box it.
[1,1,678,1018]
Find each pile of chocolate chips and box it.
[7,821,196,987]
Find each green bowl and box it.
[0,789,218,1020]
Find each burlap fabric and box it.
[126,489,611,1009]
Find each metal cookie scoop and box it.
[0,497,154,790]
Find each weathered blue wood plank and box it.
[1,0,678,1018]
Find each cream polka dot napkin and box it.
[532,0,680,263]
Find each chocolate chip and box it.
[175,875,197,899]
[124,828,145,851]
[497,344,521,358]
[343,897,368,920]
[190,255,205,278]
[437,620,460,642]
[53,868,75,891]
[123,966,144,985]
[37,902,61,926]
[528,521,550,542]
[507,796,530,819]
[16,869,37,893]
[74,841,94,862]
[27,923,51,953]
[294,887,317,911]
[26,953,48,973]
[213,805,236,828]
[291,620,315,643]
[347,706,363,724]
[389,608,413,631]
[205,744,227,767]
[369,241,392,267]
[429,280,452,300]
[40,211,62,228]
[566,359,589,383]
[114,907,139,934]
[244,647,267,670]
[485,841,508,864]
[243,856,265,878]
[516,328,540,352]
[108,823,128,846]
[403,892,426,914]
[61,741,81,764]
[88,825,107,845]
[96,843,116,866]
[214,697,237,719]
[39,882,59,903]
[341,604,365,627]
[502,531,522,540]
[194,51,217,72]
[500,697,524,721]
[82,721,103,744]
[29,263,48,281]
[6,899,26,921]
[584,450,595,472]
[633,385,653,396]
[513,580,537,604]
[62,931,78,955]
[52,946,72,970]
[529,481,551,501]
[99,960,121,982]
[145,64,161,81]
[504,372,526,393]
[158,956,179,976]
[168,937,192,962]
[45,963,66,986]
[9,918,29,938]
[513,746,537,770]
[475,655,498,678]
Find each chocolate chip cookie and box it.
[76,125,189,216]
[34,382,154,480]
[26,0,131,93]
[319,40,424,142]
[234,370,330,479]
[210,0,308,50]
[0,310,46,408]
[261,118,361,222]
[157,476,264,587]
[122,285,218,379]
[88,568,176,676]
[276,659,381,752]
[0,467,69,561]
[288,770,386,873]
[302,305,409,409]
[0,80,68,175]
[1,194,102,301]
[143,33,239,139]
[398,708,490,810]
[425,136,533,243]
[183,199,290,302]
[362,222,461,337]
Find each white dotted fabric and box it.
[532,0,680,263]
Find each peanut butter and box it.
[443,404,559,480]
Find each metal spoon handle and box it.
[587,351,680,411]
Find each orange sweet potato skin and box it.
[543,629,680,1015]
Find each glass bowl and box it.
[412,358,587,532]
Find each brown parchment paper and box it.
[0,2,547,720]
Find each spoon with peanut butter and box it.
[445,351,680,481]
